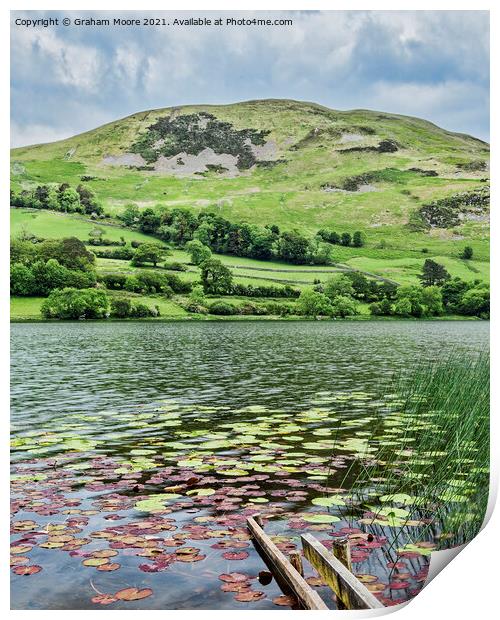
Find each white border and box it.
[2,2,496,618]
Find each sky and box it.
[10,10,490,147]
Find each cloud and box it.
[12,25,103,93]
[11,122,74,148]
[10,10,490,145]
[366,80,489,138]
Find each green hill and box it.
[10,99,489,295]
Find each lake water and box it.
[10,321,489,610]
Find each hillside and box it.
[10,99,489,318]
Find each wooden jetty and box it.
[247,515,384,610]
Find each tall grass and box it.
[335,351,489,551]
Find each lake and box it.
[10,321,489,610]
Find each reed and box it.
[335,351,490,550]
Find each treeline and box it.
[10,237,97,296]
[369,260,489,319]
[119,204,366,265]
[98,271,191,296]
[11,184,103,216]
[317,229,365,247]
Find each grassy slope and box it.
[10,99,489,318]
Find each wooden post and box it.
[289,551,303,577]
[301,534,383,610]
[331,537,351,609]
[332,537,352,571]
[247,516,328,610]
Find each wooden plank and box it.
[247,516,328,610]
[301,534,384,610]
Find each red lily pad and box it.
[115,587,153,601]
[234,590,265,602]
[273,595,297,606]
[91,594,117,605]
[220,582,250,592]
[389,581,410,590]
[222,551,249,561]
[12,565,42,576]
[219,572,249,583]
[10,544,33,554]
[97,562,121,572]
[91,549,118,558]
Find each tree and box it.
[76,185,101,215]
[10,264,36,296]
[419,259,450,287]
[248,226,275,260]
[41,288,110,319]
[58,188,82,213]
[459,285,490,318]
[10,239,37,265]
[395,285,424,317]
[131,243,166,267]
[317,229,341,245]
[138,208,161,234]
[296,289,334,317]
[120,203,140,227]
[352,231,365,247]
[460,246,474,260]
[441,277,470,313]
[370,298,393,316]
[340,232,352,247]
[276,231,311,264]
[200,258,233,294]
[186,239,212,265]
[189,284,206,305]
[346,272,371,300]
[34,185,51,208]
[330,295,359,317]
[393,297,412,317]
[421,285,444,316]
[110,297,132,318]
[309,241,332,265]
[324,275,355,300]
[38,237,95,271]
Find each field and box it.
[10,99,489,320]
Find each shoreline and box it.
[10,315,483,324]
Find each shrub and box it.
[264,301,292,316]
[208,301,238,315]
[330,295,359,317]
[41,288,110,319]
[100,274,128,290]
[110,297,132,318]
[163,261,188,272]
[460,246,474,260]
[296,289,334,317]
[109,297,159,318]
[10,263,37,296]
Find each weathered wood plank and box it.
[247,516,328,610]
[301,534,384,610]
